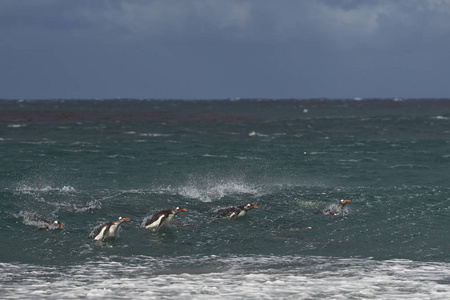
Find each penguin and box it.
[32,217,64,231]
[142,207,187,231]
[88,216,130,241]
[213,203,258,220]
[314,199,351,215]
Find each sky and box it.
[1,0,450,100]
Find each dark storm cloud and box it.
[1,0,450,99]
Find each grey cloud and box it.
[3,1,450,46]
[1,0,450,99]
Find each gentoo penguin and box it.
[142,207,187,231]
[32,217,64,230]
[88,217,130,241]
[314,199,351,215]
[213,203,258,220]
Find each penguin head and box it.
[339,199,351,206]
[242,203,258,211]
[53,220,64,228]
[118,217,130,222]
[174,207,187,214]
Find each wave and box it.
[178,181,259,202]
[139,133,172,137]
[15,184,76,194]
[12,184,101,213]
[248,131,269,137]
[102,176,327,205]
[432,116,450,120]
[150,179,261,203]
[7,124,27,128]
[1,255,450,299]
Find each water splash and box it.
[15,184,76,194]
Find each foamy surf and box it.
[1,256,450,299]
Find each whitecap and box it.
[139,133,171,137]
[248,131,268,137]
[16,184,53,193]
[202,154,228,158]
[60,186,76,192]
[107,154,136,159]
[15,184,76,193]
[235,156,262,160]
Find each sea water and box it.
[1,99,449,299]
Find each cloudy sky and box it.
[1,0,450,99]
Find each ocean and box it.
[1,98,449,299]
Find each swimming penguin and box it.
[32,217,64,230]
[213,203,258,220]
[314,199,351,215]
[142,207,187,231]
[88,216,130,241]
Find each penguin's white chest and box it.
[94,223,119,241]
[237,210,246,217]
[106,224,119,237]
[165,213,175,224]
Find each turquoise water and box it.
[1,99,450,299]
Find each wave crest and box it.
[151,179,260,202]
[15,184,76,194]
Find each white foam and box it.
[177,180,260,202]
[107,154,136,159]
[15,184,76,193]
[432,116,449,120]
[139,133,171,137]
[2,256,450,299]
[7,124,26,128]
[60,186,76,192]
[202,154,228,158]
[146,178,261,203]
[248,131,269,137]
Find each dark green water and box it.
[1,99,450,299]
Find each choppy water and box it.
[1,99,450,299]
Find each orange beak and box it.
[179,208,187,212]
[122,217,130,221]
[343,200,351,203]
[251,205,259,209]
[59,224,64,228]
